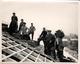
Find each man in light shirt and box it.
[19,22,30,40]
[19,19,25,32]
[29,23,36,40]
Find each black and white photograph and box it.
[0,0,78,63]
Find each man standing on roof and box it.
[28,23,36,40]
[37,27,47,45]
[19,22,30,40]
[55,30,65,62]
[8,12,18,35]
[19,19,25,32]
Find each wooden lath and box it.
[20,51,33,62]
[35,54,40,62]
[2,47,28,60]
[2,44,21,49]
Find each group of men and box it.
[8,12,36,40]
[37,27,65,61]
[8,12,65,61]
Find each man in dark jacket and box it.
[37,27,47,45]
[44,30,56,56]
[50,34,56,59]
[8,12,18,35]
[55,30,65,62]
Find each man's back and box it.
[45,33,53,42]
[11,15,18,21]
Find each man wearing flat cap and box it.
[44,30,56,57]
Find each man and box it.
[19,19,25,32]
[44,30,55,56]
[28,23,36,40]
[55,30,65,62]
[8,12,18,35]
[19,22,30,40]
[50,34,56,59]
[37,27,47,45]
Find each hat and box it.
[13,12,15,14]
[55,30,64,38]
[23,22,26,24]
[56,30,61,33]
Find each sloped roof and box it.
[2,32,54,62]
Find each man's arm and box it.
[34,26,36,31]
[39,31,43,38]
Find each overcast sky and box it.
[0,2,78,40]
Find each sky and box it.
[0,1,78,40]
